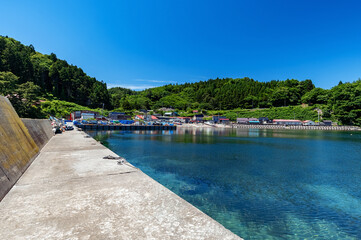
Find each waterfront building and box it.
[135,115,144,120]
[303,120,316,126]
[213,116,226,123]
[237,118,259,124]
[193,114,204,122]
[70,110,99,120]
[219,118,230,124]
[323,120,333,126]
[144,115,158,121]
[81,113,96,120]
[259,117,271,124]
[109,112,131,120]
[177,117,191,123]
[273,119,302,125]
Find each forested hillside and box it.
[1,35,361,125]
[110,78,361,125]
[111,78,315,110]
[0,36,109,117]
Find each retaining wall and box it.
[0,96,52,200]
[21,119,53,149]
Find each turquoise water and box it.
[89,128,361,240]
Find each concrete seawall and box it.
[22,118,54,149]
[0,96,241,239]
[232,123,360,131]
[0,96,52,200]
[0,130,241,239]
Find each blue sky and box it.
[1,0,361,90]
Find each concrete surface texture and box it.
[0,96,39,200]
[21,118,54,149]
[0,130,242,240]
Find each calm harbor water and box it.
[88,128,361,240]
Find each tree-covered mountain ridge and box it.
[0,35,110,117]
[1,35,361,125]
[109,73,361,125]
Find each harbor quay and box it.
[231,123,360,131]
[77,124,177,131]
[0,129,241,240]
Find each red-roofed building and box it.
[303,120,316,126]
[177,117,191,123]
[135,115,144,120]
[219,118,230,124]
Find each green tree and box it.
[9,82,43,118]
[89,81,110,108]
[301,88,329,105]
[0,71,19,95]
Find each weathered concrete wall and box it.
[21,119,53,150]
[0,96,52,200]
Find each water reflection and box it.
[88,128,361,239]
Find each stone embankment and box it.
[232,124,360,131]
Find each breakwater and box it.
[0,96,52,200]
[78,124,176,131]
[0,129,240,239]
[0,96,240,239]
[232,124,360,131]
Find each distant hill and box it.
[110,77,315,111]
[108,77,361,126]
[1,35,361,125]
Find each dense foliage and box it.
[1,35,361,125]
[0,35,110,117]
[113,78,315,111]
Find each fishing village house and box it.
[323,120,333,126]
[70,110,99,121]
[193,114,204,122]
[109,112,131,120]
[177,117,191,123]
[219,118,230,124]
[303,120,316,126]
[135,115,144,120]
[145,115,159,121]
[212,116,226,123]
[273,119,303,125]
[236,118,260,124]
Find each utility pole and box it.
[102,103,104,117]
[318,110,320,122]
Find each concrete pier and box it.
[0,130,241,240]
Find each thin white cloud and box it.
[107,84,158,90]
[134,78,176,84]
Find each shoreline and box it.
[177,123,360,131]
